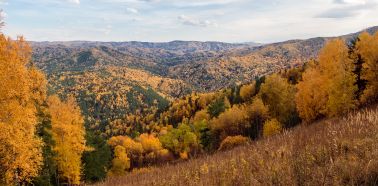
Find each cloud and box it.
[126,7,139,14]
[131,0,243,8]
[0,0,8,5]
[317,8,358,18]
[139,0,160,2]
[333,0,368,4]
[67,0,80,4]
[178,15,218,27]
[0,11,7,18]
[317,0,377,18]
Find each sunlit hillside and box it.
[96,105,378,186]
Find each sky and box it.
[0,0,378,43]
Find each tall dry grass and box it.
[94,106,378,186]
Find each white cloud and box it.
[67,0,80,4]
[104,0,243,7]
[317,0,377,18]
[178,15,218,27]
[334,0,368,4]
[3,0,378,42]
[126,7,139,14]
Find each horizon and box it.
[1,0,378,43]
[28,25,377,44]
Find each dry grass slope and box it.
[95,106,378,186]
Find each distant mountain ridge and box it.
[167,26,378,91]
[31,40,250,52]
[32,26,378,93]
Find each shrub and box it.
[263,119,282,137]
[138,133,162,153]
[218,135,249,151]
[159,124,199,158]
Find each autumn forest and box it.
[1,13,378,186]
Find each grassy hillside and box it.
[95,105,378,186]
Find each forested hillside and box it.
[93,29,378,186]
[82,29,378,185]
[31,27,378,138]
[97,105,378,186]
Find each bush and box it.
[159,124,199,158]
[263,119,282,137]
[138,133,162,153]
[218,135,249,151]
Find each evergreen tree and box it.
[83,131,112,183]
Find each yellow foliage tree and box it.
[48,95,87,185]
[210,105,249,139]
[0,35,45,184]
[240,82,256,101]
[296,39,357,121]
[108,145,130,176]
[259,74,297,126]
[356,31,378,103]
[159,124,199,158]
[138,133,162,153]
[263,119,282,137]
[246,98,270,139]
[197,93,215,109]
[108,136,144,159]
[295,61,328,122]
[192,109,210,123]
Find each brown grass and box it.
[94,106,378,186]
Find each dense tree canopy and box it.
[355,32,378,104]
[259,74,298,126]
[296,39,357,122]
[48,95,87,185]
[0,35,45,184]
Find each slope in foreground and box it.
[96,105,378,186]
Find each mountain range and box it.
[31,26,378,128]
